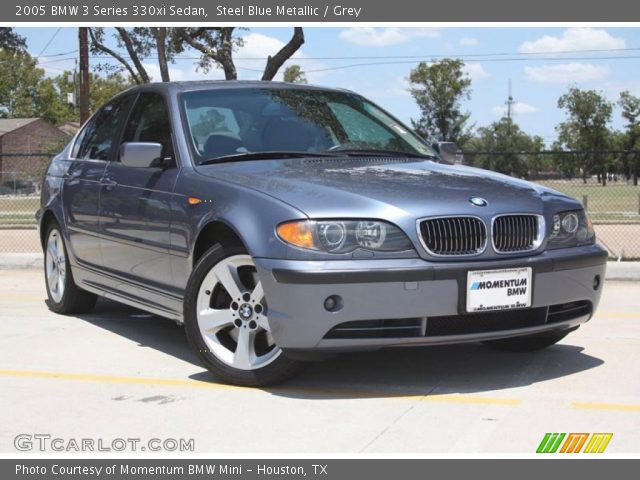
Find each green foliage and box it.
[283,65,307,84]
[617,91,640,185]
[0,47,132,126]
[408,59,473,146]
[0,50,44,118]
[0,28,26,52]
[555,87,613,184]
[465,117,546,177]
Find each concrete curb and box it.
[0,253,43,270]
[1,253,639,281]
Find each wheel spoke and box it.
[233,327,255,369]
[47,268,58,292]
[199,308,234,332]
[56,235,63,258]
[47,238,57,259]
[213,262,244,301]
[254,315,270,332]
[57,272,64,295]
[251,281,264,303]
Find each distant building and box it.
[0,118,69,186]
[58,121,81,137]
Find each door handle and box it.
[101,178,117,192]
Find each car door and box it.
[62,96,133,268]
[99,91,180,296]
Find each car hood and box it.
[196,156,572,220]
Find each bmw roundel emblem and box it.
[469,197,488,207]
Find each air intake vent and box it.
[493,214,541,253]
[324,318,424,339]
[419,217,487,256]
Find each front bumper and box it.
[254,244,607,352]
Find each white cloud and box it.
[235,32,327,83]
[492,102,539,116]
[338,27,440,47]
[518,28,626,54]
[459,37,479,47]
[524,63,611,83]
[235,32,293,60]
[464,63,490,80]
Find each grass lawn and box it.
[0,196,39,226]
[535,180,640,224]
[1,183,639,226]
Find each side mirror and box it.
[435,141,465,165]
[119,142,163,168]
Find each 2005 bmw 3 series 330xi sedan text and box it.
[38,81,607,386]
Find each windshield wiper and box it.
[328,148,438,160]
[199,151,339,165]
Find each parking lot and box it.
[0,268,639,453]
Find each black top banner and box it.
[5,0,640,22]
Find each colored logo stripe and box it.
[584,433,613,453]
[537,433,566,453]
[537,433,613,453]
[560,433,589,453]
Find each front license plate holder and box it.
[466,267,532,313]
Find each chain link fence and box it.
[0,153,52,253]
[0,151,639,259]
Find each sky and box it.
[15,26,640,146]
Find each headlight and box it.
[277,219,413,253]
[547,209,595,249]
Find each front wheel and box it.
[482,328,576,352]
[44,223,97,314]
[183,244,305,386]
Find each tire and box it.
[482,327,577,352]
[44,222,97,314]
[183,244,306,387]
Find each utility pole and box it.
[505,79,516,136]
[78,27,90,125]
[506,80,515,121]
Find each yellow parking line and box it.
[595,312,640,319]
[0,368,520,405]
[572,401,640,412]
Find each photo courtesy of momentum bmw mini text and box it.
[0,0,639,478]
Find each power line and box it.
[300,55,640,73]
[39,45,640,61]
[36,28,62,58]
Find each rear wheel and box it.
[44,223,97,314]
[184,244,305,386]
[482,328,575,352]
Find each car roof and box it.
[127,80,355,95]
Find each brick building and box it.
[0,118,69,186]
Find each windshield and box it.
[181,87,436,164]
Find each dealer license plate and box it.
[466,267,532,313]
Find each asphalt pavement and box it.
[0,269,639,453]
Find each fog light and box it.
[593,275,601,290]
[324,295,342,312]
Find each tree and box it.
[34,77,75,125]
[618,91,640,185]
[556,88,613,185]
[177,27,305,81]
[0,50,43,118]
[0,28,26,52]
[283,65,307,83]
[89,27,177,83]
[52,70,133,117]
[408,59,473,146]
[464,117,545,177]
